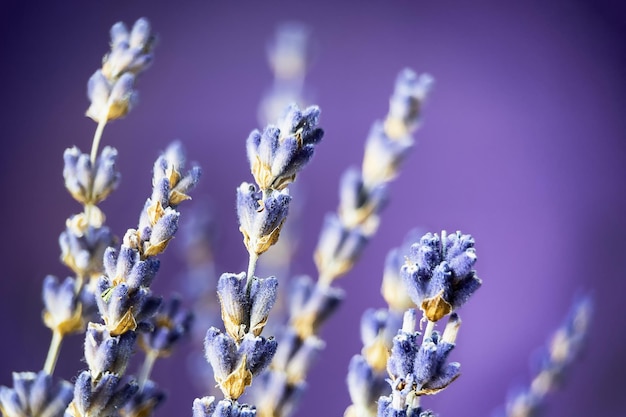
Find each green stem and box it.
[43,330,64,375]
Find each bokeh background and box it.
[1,1,625,416]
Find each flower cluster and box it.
[87,18,154,123]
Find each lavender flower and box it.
[193,398,256,417]
[59,216,115,280]
[247,104,323,191]
[237,183,291,257]
[63,146,121,206]
[84,323,136,379]
[216,272,278,342]
[204,327,277,400]
[380,311,462,417]
[87,18,155,123]
[401,231,481,322]
[42,276,84,336]
[66,372,138,417]
[0,372,73,417]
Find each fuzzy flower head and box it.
[247,103,323,191]
[66,371,138,417]
[63,146,121,206]
[401,231,481,322]
[59,216,115,279]
[237,183,291,257]
[204,328,277,400]
[42,276,84,336]
[0,371,73,417]
[217,272,278,342]
[86,18,155,123]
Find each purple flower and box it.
[247,104,323,191]
[237,183,291,257]
[0,371,73,417]
[401,231,481,322]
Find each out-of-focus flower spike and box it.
[282,335,324,383]
[360,309,403,373]
[386,70,434,136]
[268,22,310,80]
[254,371,303,417]
[362,121,413,189]
[122,379,165,417]
[346,355,389,417]
[0,371,73,417]
[381,248,414,312]
[89,18,154,122]
[499,296,593,417]
[314,214,368,283]
[288,275,344,339]
[338,167,388,235]
[139,295,193,357]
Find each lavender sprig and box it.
[66,142,200,417]
[499,297,592,417]
[194,103,324,415]
[252,69,432,417]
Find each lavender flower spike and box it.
[0,371,73,417]
[247,103,324,191]
[401,231,481,322]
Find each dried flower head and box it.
[401,231,481,322]
[247,104,323,191]
[0,371,73,417]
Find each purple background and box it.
[1,1,625,416]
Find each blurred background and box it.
[0,0,624,416]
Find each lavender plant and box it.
[0,16,593,417]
